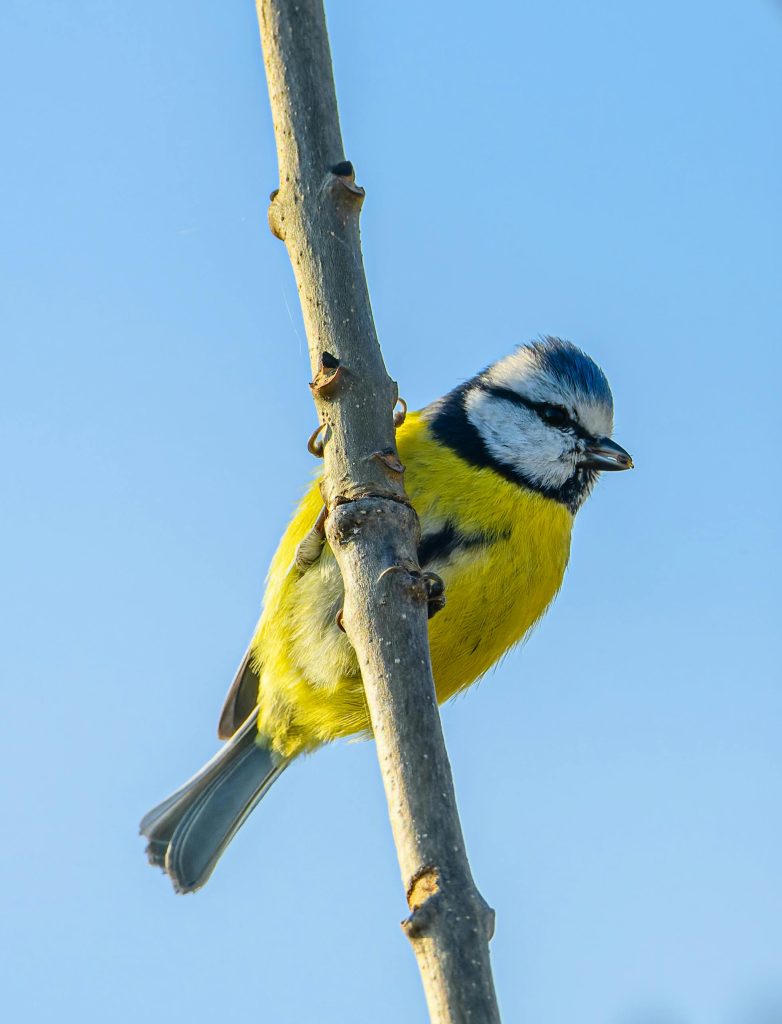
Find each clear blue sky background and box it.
[2,2,780,1021]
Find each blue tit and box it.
[141,336,632,892]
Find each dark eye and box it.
[539,404,571,429]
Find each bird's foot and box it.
[421,571,446,619]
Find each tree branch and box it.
[255,3,501,1020]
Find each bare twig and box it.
[255,2,501,1020]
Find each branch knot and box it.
[268,187,285,240]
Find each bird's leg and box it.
[393,396,408,427]
[294,506,327,571]
[377,564,446,620]
[338,564,446,632]
[306,423,327,458]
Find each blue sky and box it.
[2,1,781,1021]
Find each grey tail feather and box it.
[139,712,288,893]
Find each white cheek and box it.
[514,424,578,489]
[466,392,577,489]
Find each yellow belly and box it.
[251,412,573,757]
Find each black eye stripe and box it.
[480,384,591,439]
[480,384,536,411]
[428,379,598,513]
[540,404,570,427]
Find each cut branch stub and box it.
[372,448,406,475]
[408,865,441,911]
[403,865,442,939]
[327,160,365,203]
[310,351,345,395]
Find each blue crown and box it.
[524,336,613,409]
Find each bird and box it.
[140,336,633,893]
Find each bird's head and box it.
[427,337,633,513]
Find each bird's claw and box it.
[421,571,446,619]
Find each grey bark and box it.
[255,3,501,1021]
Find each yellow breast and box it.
[251,412,573,757]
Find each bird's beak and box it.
[580,436,634,471]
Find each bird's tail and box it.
[139,712,288,893]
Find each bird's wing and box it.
[217,479,327,739]
[217,645,260,740]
